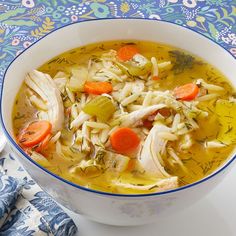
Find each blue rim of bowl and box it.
[0,18,235,198]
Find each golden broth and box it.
[13,41,236,194]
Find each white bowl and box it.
[1,19,236,226]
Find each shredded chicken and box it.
[139,124,178,182]
[113,176,178,192]
[25,70,64,132]
[120,104,166,127]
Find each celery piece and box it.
[116,54,152,77]
[128,54,152,76]
[67,67,88,92]
[83,96,116,122]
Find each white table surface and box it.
[64,164,236,236]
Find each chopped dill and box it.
[206,107,214,113]
[185,122,192,130]
[219,140,229,146]
[112,160,117,168]
[148,185,158,190]
[169,50,195,74]
[94,149,106,165]
[98,44,105,50]
[69,50,76,54]
[122,42,136,46]
[225,125,233,134]
[14,114,25,120]
[48,58,58,64]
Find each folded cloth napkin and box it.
[0,153,77,236]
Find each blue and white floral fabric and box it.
[0,153,77,235]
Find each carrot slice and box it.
[173,83,199,101]
[18,121,52,147]
[35,133,51,153]
[110,127,140,154]
[117,45,139,61]
[152,76,160,80]
[84,81,113,95]
[142,108,172,130]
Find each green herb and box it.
[98,44,105,50]
[225,125,233,134]
[200,161,214,175]
[192,117,198,123]
[148,185,158,190]
[196,137,207,144]
[94,149,106,165]
[62,95,68,101]
[48,58,58,64]
[169,50,195,74]
[122,42,136,46]
[112,160,117,168]
[219,140,229,146]
[91,56,101,63]
[185,122,192,130]
[70,146,81,153]
[69,50,76,54]
[206,107,214,114]
[178,178,189,186]
[79,47,86,52]
[14,114,25,120]
[79,167,86,173]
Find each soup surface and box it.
[13,41,236,194]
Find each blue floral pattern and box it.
[0,172,23,228]
[0,154,77,235]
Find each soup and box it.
[12,41,236,194]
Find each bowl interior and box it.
[1,19,236,193]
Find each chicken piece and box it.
[139,124,177,182]
[70,160,103,178]
[94,148,130,172]
[25,70,64,132]
[70,111,91,129]
[120,104,166,127]
[113,176,178,192]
